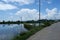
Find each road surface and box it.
[27,22,60,40]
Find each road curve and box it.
[27,22,60,40]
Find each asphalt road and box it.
[27,22,60,40]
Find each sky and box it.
[0,0,39,21]
[40,0,60,20]
[1,0,60,21]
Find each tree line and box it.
[0,19,56,24]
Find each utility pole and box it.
[20,17,22,22]
[20,17,22,24]
[20,17,23,33]
[39,0,40,27]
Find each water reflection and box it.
[0,24,27,40]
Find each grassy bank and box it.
[12,21,55,40]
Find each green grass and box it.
[13,26,45,40]
[24,24,34,30]
[12,21,55,40]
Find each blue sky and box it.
[40,0,60,20]
[1,0,60,21]
[0,0,39,21]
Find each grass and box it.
[13,26,45,40]
[12,21,55,40]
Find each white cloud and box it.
[2,0,35,5]
[41,0,52,4]
[15,8,39,21]
[46,8,57,17]
[0,3,17,10]
[40,13,47,19]
[47,1,51,4]
[44,8,58,19]
[46,0,52,4]
[41,8,60,20]
[15,8,59,21]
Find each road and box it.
[27,22,60,40]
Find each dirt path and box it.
[27,22,60,40]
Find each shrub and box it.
[24,24,34,30]
[13,21,55,40]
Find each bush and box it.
[13,21,55,40]
[13,26,46,40]
[24,24,34,30]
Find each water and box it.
[0,24,27,40]
[29,23,43,26]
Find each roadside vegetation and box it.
[12,20,56,40]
